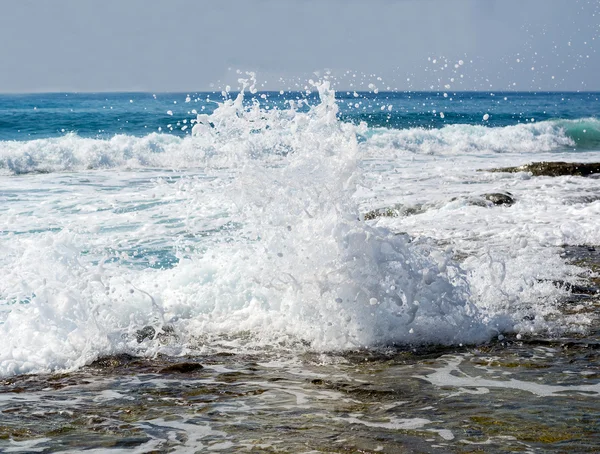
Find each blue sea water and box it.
[1,90,599,141]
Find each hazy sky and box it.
[0,0,598,92]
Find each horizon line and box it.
[1,89,599,96]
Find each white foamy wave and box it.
[2,116,595,175]
[0,133,203,174]
[0,81,590,376]
[363,120,581,156]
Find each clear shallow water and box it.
[1,78,600,451]
[1,342,600,453]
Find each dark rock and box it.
[364,194,514,220]
[452,193,515,207]
[135,325,177,343]
[159,362,204,374]
[364,208,396,220]
[465,198,489,207]
[135,326,156,343]
[483,192,515,206]
[363,204,425,220]
[562,245,600,289]
[484,161,600,177]
[548,279,599,295]
[90,354,137,369]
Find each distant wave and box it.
[0,118,597,175]
[363,118,600,156]
[0,133,203,175]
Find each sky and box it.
[0,0,598,92]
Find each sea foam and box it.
[1,113,597,176]
[0,80,593,376]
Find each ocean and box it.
[1,79,600,452]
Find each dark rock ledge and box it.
[485,162,600,177]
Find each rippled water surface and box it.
[2,335,600,453]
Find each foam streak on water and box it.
[1,84,599,376]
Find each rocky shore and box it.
[485,161,600,177]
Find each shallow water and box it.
[2,333,600,453]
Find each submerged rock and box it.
[135,325,177,343]
[567,195,600,205]
[135,326,156,343]
[557,245,600,310]
[562,245,600,289]
[483,192,515,206]
[486,161,600,177]
[159,362,204,374]
[363,204,425,220]
[455,193,516,207]
[545,279,599,296]
[364,193,515,221]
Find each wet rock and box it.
[135,325,176,343]
[363,204,425,220]
[92,354,138,369]
[466,197,489,208]
[548,279,599,296]
[452,192,515,207]
[159,362,204,374]
[562,245,600,289]
[555,245,600,314]
[485,161,600,177]
[364,194,514,220]
[483,192,515,206]
[135,326,156,343]
[364,207,398,220]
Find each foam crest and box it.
[0,80,497,376]
[142,80,490,349]
[363,119,591,156]
[0,133,197,174]
[2,107,597,176]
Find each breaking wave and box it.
[0,79,591,376]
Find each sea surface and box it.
[1,79,600,452]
